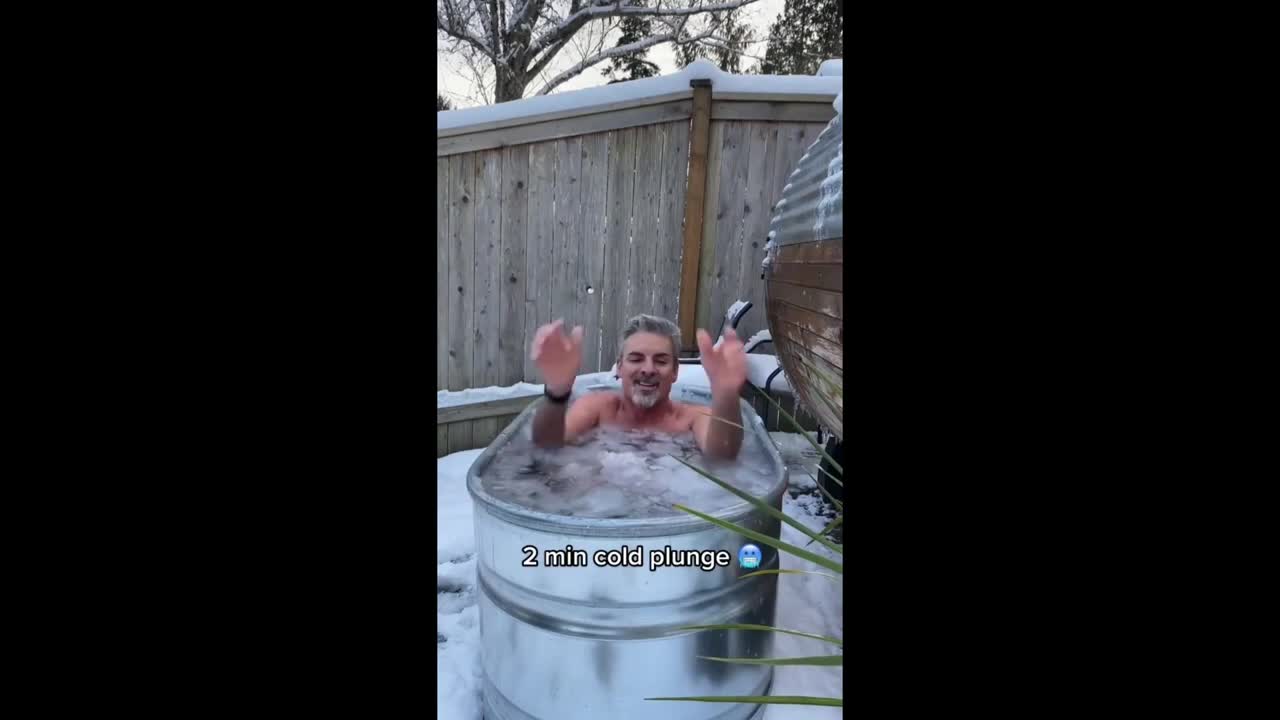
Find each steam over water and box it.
[479,422,778,519]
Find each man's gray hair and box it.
[619,314,681,357]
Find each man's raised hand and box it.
[696,327,747,395]
[531,319,584,394]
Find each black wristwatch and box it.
[544,386,571,404]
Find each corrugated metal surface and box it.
[764,96,843,261]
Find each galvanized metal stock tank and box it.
[467,384,787,720]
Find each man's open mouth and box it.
[636,378,658,389]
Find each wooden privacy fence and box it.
[438,76,837,450]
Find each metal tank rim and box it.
[465,388,788,538]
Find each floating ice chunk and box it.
[479,425,776,519]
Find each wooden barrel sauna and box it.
[762,93,843,441]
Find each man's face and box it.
[618,332,678,409]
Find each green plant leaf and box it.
[671,503,843,574]
[671,456,842,556]
[697,655,842,666]
[815,462,843,487]
[806,515,843,548]
[803,467,844,510]
[646,696,842,707]
[677,623,842,647]
[748,385,842,475]
[704,413,744,431]
[738,568,840,583]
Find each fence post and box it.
[678,78,713,354]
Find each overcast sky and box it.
[438,0,787,108]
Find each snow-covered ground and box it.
[436,436,842,719]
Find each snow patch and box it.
[437,383,543,409]
[817,59,844,77]
[439,60,841,134]
[814,138,843,239]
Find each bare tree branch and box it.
[527,32,575,79]
[535,25,716,96]
[523,0,759,64]
[438,0,764,103]
[438,0,495,57]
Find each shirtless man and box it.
[529,314,748,459]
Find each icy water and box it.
[479,423,778,519]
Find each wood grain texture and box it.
[768,297,843,343]
[628,123,663,317]
[771,318,843,370]
[766,278,842,320]
[598,127,637,371]
[656,120,691,324]
[523,141,557,382]
[551,137,583,331]
[438,99,693,156]
[710,101,837,123]
[705,121,751,337]
[678,85,713,352]
[736,122,778,344]
[578,132,610,372]
[437,158,450,391]
[775,241,843,264]
[768,261,842,292]
[472,149,504,447]
[436,394,541,425]
[499,145,529,386]
[448,152,476,449]
[437,92,693,139]
[694,121,725,335]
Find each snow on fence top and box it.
[438,59,843,137]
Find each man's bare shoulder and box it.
[572,390,620,411]
[670,399,707,425]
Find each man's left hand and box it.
[696,327,748,396]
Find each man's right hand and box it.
[530,319,583,395]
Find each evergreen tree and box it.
[602,2,660,84]
[756,0,843,75]
[675,8,753,72]
[437,94,453,111]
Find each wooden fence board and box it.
[523,141,557,382]
[472,149,504,447]
[736,122,778,344]
[579,132,610,372]
[694,121,725,334]
[437,158,450,390]
[437,99,693,156]
[447,152,477,449]
[705,121,751,339]
[628,123,664,318]
[499,145,529,386]
[598,127,637,372]
[656,120,691,324]
[551,137,583,334]
[437,394,541,425]
[710,100,837,123]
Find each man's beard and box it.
[630,385,659,409]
